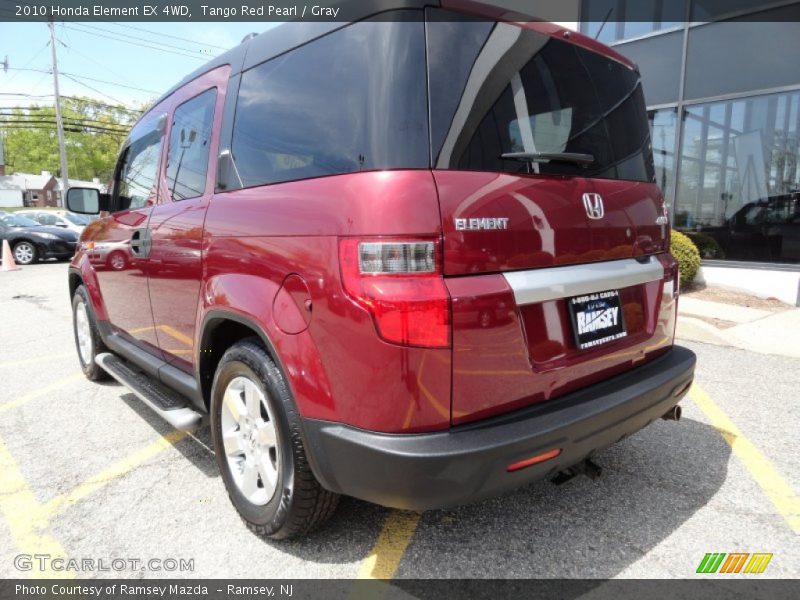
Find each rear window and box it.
[229,12,428,189]
[426,9,655,182]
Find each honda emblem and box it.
[582,193,604,220]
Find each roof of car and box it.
[146,0,632,119]
[151,1,439,107]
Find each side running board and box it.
[95,352,203,431]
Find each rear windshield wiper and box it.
[500,152,595,167]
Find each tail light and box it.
[659,253,680,298]
[339,238,450,348]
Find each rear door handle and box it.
[130,228,151,258]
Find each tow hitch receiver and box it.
[551,458,603,485]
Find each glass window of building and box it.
[649,108,677,205]
[675,91,800,264]
[580,0,685,44]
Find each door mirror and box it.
[66,187,108,214]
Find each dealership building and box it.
[579,0,800,304]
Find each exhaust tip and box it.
[662,405,682,421]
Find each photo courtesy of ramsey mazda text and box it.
[66,0,696,539]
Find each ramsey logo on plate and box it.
[568,290,627,350]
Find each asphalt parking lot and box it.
[0,262,797,580]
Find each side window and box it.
[165,88,217,201]
[230,14,427,189]
[41,214,58,226]
[114,130,163,212]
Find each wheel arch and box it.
[198,308,336,496]
[11,236,41,252]
[68,257,108,321]
[68,269,83,298]
[198,310,290,411]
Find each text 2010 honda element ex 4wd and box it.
[67,2,696,539]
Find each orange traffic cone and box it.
[1,239,21,271]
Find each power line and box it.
[4,68,159,99]
[0,120,129,135]
[62,23,210,61]
[71,22,219,57]
[60,71,160,95]
[0,101,141,116]
[3,67,51,74]
[58,38,145,96]
[0,93,143,115]
[0,123,128,136]
[60,73,134,109]
[0,113,132,129]
[1,39,50,86]
[0,92,54,98]
[0,111,132,128]
[0,3,231,52]
[107,22,229,51]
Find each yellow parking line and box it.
[0,428,189,578]
[158,325,193,347]
[357,510,421,579]
[0,353,73,369]
[0,372,84,415]
[0,436,73,579]
[41,429,189,519]
[690,384,800,534]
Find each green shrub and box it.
[671,230,701,286]
[685,231,725,259]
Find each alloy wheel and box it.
[220,376,280,505]
[14,242,34,264]
[75,300,93,365]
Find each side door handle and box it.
[130,228,152,258]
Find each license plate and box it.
[568,290,627,350]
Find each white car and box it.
[17,210,92,234]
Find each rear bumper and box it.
[303,345,696,510]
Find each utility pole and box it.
[48,21,69,207]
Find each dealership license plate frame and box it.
[567,289,627,350]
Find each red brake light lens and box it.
[339,238,451,348]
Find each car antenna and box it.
[595,8,613,40]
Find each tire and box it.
[107,251,127,271]
[210,339,339,539]
[13,241,38,265]
[71,285,109,381]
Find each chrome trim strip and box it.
[503,257,664,305]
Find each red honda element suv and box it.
[66,1,696,539]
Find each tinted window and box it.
[166,88,216,200]
[230,13,428,189]
[114,130,162,211]
[428,10,655,183]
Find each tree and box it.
[0,96,142,182]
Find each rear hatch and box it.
[426,9,677,425]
